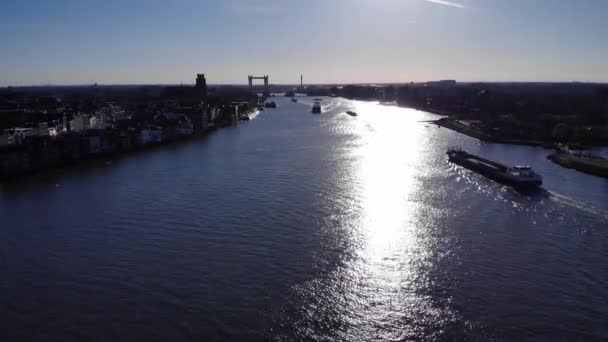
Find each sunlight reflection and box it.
[328,100,448,340]
[292,100,460,340]
[354,100,424,260]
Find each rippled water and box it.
[1,97,608,340]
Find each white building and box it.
[208,108,219,123]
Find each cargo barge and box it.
[447,147,542,189]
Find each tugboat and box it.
[447,147,542,189]
[312,101,322,114]
[346,110,357,116]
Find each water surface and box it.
[1,97,607,340]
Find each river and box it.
[1,97,607,340]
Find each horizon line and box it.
[3,80,608,88]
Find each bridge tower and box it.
[248,75,269,95]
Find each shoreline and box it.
[344,98,606,148]
[369,100,608,178]
[547,152,608,178]
[0,115,262,182]
[399,105,605,148]
[432,117,548,147]
[0,129,217,181]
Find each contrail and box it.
[422,0,465,8]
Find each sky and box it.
[1,0,607,85]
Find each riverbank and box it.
[433,118,548,146]
[0,128,222,181]
[547,152,608,178]
[430,117,601,150]
[415,107,608,178]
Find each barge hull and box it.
[448,151,541,189]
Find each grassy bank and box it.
[547,153,608,178]
[433,118,546,146]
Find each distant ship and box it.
[312,101,322,114]
[447,148,542,189]
[242,109,261,121]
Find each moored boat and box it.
[447,148,542,189]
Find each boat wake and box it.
[322,101,340,113]
[448,162,608,221]
[547,190,608,221]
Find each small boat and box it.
[291,98,298,103]
[346,111,357,116]
[312,101,322,114]
[314,98,323,101]
[447,147,542,189]
[257,106,264,111]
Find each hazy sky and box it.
[1,0,607,85]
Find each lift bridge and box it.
[248,75,269,96]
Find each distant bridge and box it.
[248,75,269,94]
